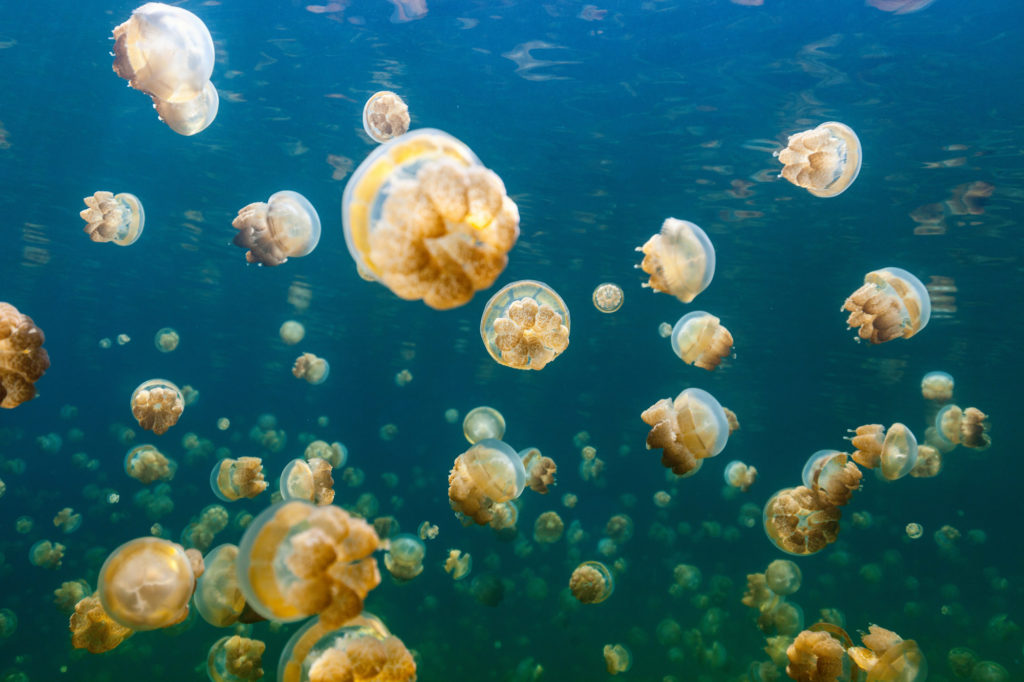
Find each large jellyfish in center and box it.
[640,388,730,476]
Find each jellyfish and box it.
[921,371,953,402]
[304,440,347,468]
[54,579,91,612]
[0,302,50,409]
[207,635,265,682]
[232,191,321,266]
[765,560,802,596]
[786,629,846,681]
[154,327,179,352]
[847,625,927,682]
[842,268,931,343]
[636,218,715,303]
[448,439,527,525]
[592,282,624,313]
[970,662,1009,682]
[80,192,145,245]
[193,544,245,627]
[0,609,15,638]
[362,91,410,143]
[850,423,919,481]
[934,405,990,449]
[211,457,267,501]
[384,534,426,581]
[724,460,757,492]
[130,379,184,435]
[341,129,520,310]
[604,644,632,675]
[463,406,506,443]
[278,615,416,682]
[800,450,862,506]
[481,280,570,370]
[69,593,134,653]
[124,444,177,483]
[641,387,730,476]
[292,352,330,384]
[53,507,83,533]
[570,561,614,604]
[763,486,841,556]
[98,537,194,630]
[279,457,334,505]
[533,510,564,543]
[279,320,306,345]
[152,79,220,135]
[520,447,557,493]
[29,540,66,569]
[909,445,941,478]
[775,121,862,197]
[670,311,733,370]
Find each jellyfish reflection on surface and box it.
[80,192,145,246]
[637,218,715,303]
[232,191,321,266]
[480,280,570,370]
[775,121,862,197]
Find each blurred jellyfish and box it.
[658,322,672,338]
[80,192,145,245]
[54,580,91,612]
[448,439,526,525]
[970,661,1009,682]
[362,91,410,143]
[0,302,50,409]
[775,121,862,197]
[481,280,570,370]
[850,423,919,481]
[29,540,65,569]
[603,644,632,675]
[843,268,930,343]
[193,544,245,627]
[70,593,134,653]
[670,311,733,370]
[304,440,347,468]
[342,129,519,309]
[99,337,112,349]
[910,445,942,478]
[765,560,801,596]
[279,457,334,505]
[592,282,624,313]
[847,625,927,682]
[278,615,416,682]
[906,523,923,540]
[800,450,862,506]
[232,191,321,266]
[444,549,472,580]
[444,408,459,424]
[934,405,990,450]
[921,371,954,402]
[279,320,306,345]
[211,457,267,501]
[570,561,614,604]
[463,406,506,443]
[98,537,194,630]
[533,511,564,543]
[394,368,413,386]
[786,629,846,681]
[207,635,265,682]
[763,486,841,556]
[418,521,439,540]
[384,534,426,581]
[154,327,179,352]
[130,379,184,435]
[521,447,557,493]
[53,507,83,533]
[0,608,15,638]
[292,352,330,384]
[724,460,757,492]
[636,218,715,303]
[641,387,730,476]
[124,444,177,483]
[118,333,131,345]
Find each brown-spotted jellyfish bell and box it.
[570,560,614,605]
[342,129,520,310]
[641,388,730,477]
[80,192,145,245]
[130,379,184,435]
[636,218,715,303]
[775,121,862,197]
[111,3,219,135]
[448,438,527,526]
[362,91,410,143]
[842,268,931,344]
[670,311,733,370]
[232,191,321,266]
[480,280,570,370]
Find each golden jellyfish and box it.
[909,444,942,478]
[124,444,176,483]
[641,387,730,476]
[463,406,506,444]
[800,450,862,506]
[592,282,624,313]
[905,523,923,539]
[29,540,65,569]
[304,440,347,468]
[130,379,184,435]
[53,507,83,533]
[935,404,990,449]
[786,628,846,682]
[69,592,134,653]
[765,559,802,596]
[293,352,330,385]
[724,460,757,492]
[763,486,841,556]
[80,192,145,245]
[842,268,931,344]
[235,501,381,628]
[207,635,266,682]
[775,121,862,197]
[280,320,306,345]
[362,90,410,143]
[384,534,426,581]
[448,439,527,525]
[670,311,733,370]
[0,302,50,408]
[193,544,245,627]
[98,537,194,630]
[481,280,570,370]
[921,371,954,402]
[603,644,633,675]
[847,625,927,682]
[211,457,267,501]
[341,129,520,310]
[232,191,322,266]
[636,218,715,303]
[154,327,179,352]
[520,447,557,493]
[569,560,614,604]
[278,457,335,505]
[533,510,565,543]
[850,423,919,481]
[54,579,91,612]
[277,614,416,682]
[444,549,472,580]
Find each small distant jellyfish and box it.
[29,540,66,569]
[279,457,334,505]
[207,635,266,682]
[463,406,506,443]
[570,560,614,604]
[906,523,923,540]
[384,534,426,581]
[533,511,565,544]
[418,521,439,540]
[723,460,757,492]
[80,192,145,246]
[211,457,267,501]
[763,486,841,556]
[232,191,321,266]
[448,439,527,525]
[117,333,131,345]
[670,311,733,370]
[934,404,990,450]
[304,440,347,468]
[362,91,410,143]
[217,417,230,431]
[292,352,329,384]
[775,121,862,197]
[921,371,954,402]
[153,327,179,353]
[98,537,194,630]
[481,280,570,370]
[444,549,472,580]
[521,447,557,494]
[53,507,83,533]
[604,644,633,675]
[394,368,413,386]
[130,379,184,435]
[444,408,459,424]
[842,267,931,343]
[0,609,16,638]
[0,302,50,409]
[99,337,112,349]
[636,218,715,303]
[592,283,624,313]
[764,559,802,595]
[641,387,730,476]
[279,320,305,345]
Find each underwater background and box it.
[1,0,1023,679]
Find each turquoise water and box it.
[0,0,1022,679]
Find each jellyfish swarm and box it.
[232,191,322,266]
[843,268,931,344]
[193,544,245,627]
[363,91,410,143]
[80,192,145,246]
[641,388,730,476]
[98,537,194,630]
[0,302,50,408]
[850,423,919,481]
[448,439,527,525]
[130,379,184,435]
[934,405,990,450]
[342,129,520,310]
[480,280,570,370]
[775,121,862,197]
[636,218,715,303]
[670,311,733,370]
[278,615,416,682]
[384,534,426,581]
[463,406,506,444]
[569,561,614,604]
[111,3,219,135]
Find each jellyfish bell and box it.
[462,406,506,444]
[80,192,145,246]
[0,303,50,409]
[637,218,715,303]
[592,282,624,313]
[279,459,315,502]
[775,121,862,197]
[362,90,410,143]
[98,537,194,630]
[763,486,841,556]
[278,614,416,682]
[232,191,321,266]
[153,79,219,136]
[920,371,954,402]
[384,534,426,581]
[801,450,842,489]
[569,560,614,604]
[448,439,527,525]
[641,387,730,476]
[843,267,931,344]
[480,280,570,371]
[880,423,918,481]
[130,379,184,435]
[670,311,733,370]
[193,544,245,627]
[207,635,266,682]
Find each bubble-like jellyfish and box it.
[520,447,557,493]
[280,320,306,345]
[636,218,715,303]
[842,268,930,344]
[570,560,614,604]
[463,406,506,444]
[154,327,179,352]
[232,191,321,266]
[765,560,802,596]
[800,450,862,506]
[384,534,426,581]
[775,121,862,198]
[124,444,176,483]
[850,423,919,481]
[604,644,633,675]
[304,440,347,468]
[786,628,846,681]
[592,282,624,313]
[724,461,757,492]
[934,405,990,450]
[481,280,570,370]
[670,311,733,371]
[279,457,334,505]
[292,352,330,385]
[534,510,564,543]
[341,129,520,310]
[848,625,927,682]
[0,302,50,409]
[278,614,416,682]
[641,387,730,476]
[362,91,410,143]
[193,544,245,627]
[69,593,134,653]
[207,635,265,682]
[80,192,145,246]
[235,501,380,628]
[448,439,527,525]
[98,537,194,630]
[211,457,267,501]
[921,371,953,403]
[763,486,841,556]
[29,540,66,569]
[54,507,83,533]
[444,549,472,580]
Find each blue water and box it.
[1,0,1022,680]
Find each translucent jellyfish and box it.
[763,486,841,556]
[444,549,472,580]
[520,447,557,493]
[53,507,83,533]
[905,523,923,539]
[570,560,614,604]
[293,352,330,384]
[304,440,347,468]
[850,423,919,481]
[80,192,145,246]
[130,379,184,435]
[764,560,802,596]
[481,280,570,370]
[448,439,527,525]
[235,501,381,627]
[54,579,91,612]
[847,625,927,682]
[211,457,267,501]
[384,534,426,581]
[0,302,50,409]
[193,544,245,627]
[207,635,265,682]
[463,406,506,443]
[842,268,931,343]
[98,537,194,630]
[801,450,862,506]
[603,644,633,675]
[362,90,410,143]
[533,510,564,543]
[280,320,306,345]
[29,540,65,569]
[641,387,730,476]
[935,405,990,449]
[785,629,846,681]
[970,661,1009,682]
[69,593,134,653]
[341,129,520,310]
[921,371,953,402]
[154,327,179,352]
[278,615,416,682]
[775,121,862,197]
[670,311,733,370]
[232,191,321,266]
[124,444,176,483]
[592,282,624,313]
[636,218,715,303]
[724,460,757,492]
[152,79,219,135]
